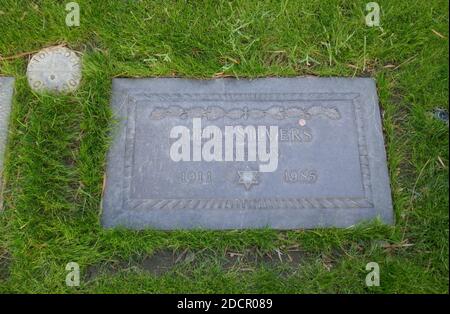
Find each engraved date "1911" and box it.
[283,169,318,184]
[179,170,212,184]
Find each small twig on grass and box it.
[437,156,447,169]
[274,248,283,262]
[0,49,40,62]
[174,248,188,264]
[0,43,67,62]
[393,55,417,71]
[382,241,414,250]
[227,252,244,258]
[431,29,447,39]
[212,72,236,78]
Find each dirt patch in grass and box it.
[140,250,177,276]
[84,250,182,281]
[85,247,312,281]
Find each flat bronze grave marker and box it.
[102,78,393,229]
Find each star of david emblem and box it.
[238,169,259,190]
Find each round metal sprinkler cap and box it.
[27,46,82,93]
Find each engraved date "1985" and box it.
[283,169,318,184]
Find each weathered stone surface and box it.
[102,78,393,229]
[0,77,14,210]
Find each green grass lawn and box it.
[0,0,448,293]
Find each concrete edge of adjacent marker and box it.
[0,77,15,211]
